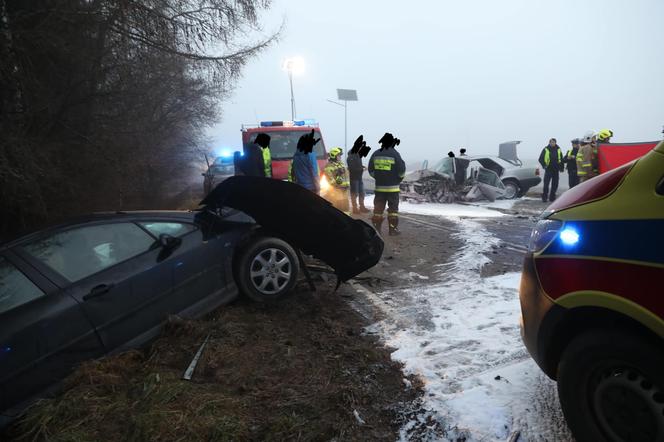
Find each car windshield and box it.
[245,130,326,160]
[432,158,455,175]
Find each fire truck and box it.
[241,120,328,181]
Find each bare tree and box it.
[0,0,279,238]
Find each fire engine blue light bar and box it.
[260,119,317,127]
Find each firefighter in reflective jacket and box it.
[368,132,406,236]
[324,147,350,213]
[576,131,597,182]
[254,133,272,178]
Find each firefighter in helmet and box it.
[324,147,350,213]
[368,133,406,236]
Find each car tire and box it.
[502,179,520,199]
[235,237,300,303]
[557,329,664,442]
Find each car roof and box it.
[1,210,197,250]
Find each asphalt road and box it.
[343,199,574,441]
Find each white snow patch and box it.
[361,195,506,218]
[362,217,572,441]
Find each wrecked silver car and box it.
[400,157,506,203]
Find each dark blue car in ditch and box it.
[0,176,383,424]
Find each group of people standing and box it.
[235,129,406,237]
[538,129,613,202]
[313,132,406,236]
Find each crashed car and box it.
[0,176,382,423]
[400,157,507,203]
[469,156,541,199]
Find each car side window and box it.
[23,223,154,282]
[0,256,45,314]
[139,222,196,238]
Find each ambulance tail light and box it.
[544,162,633,215]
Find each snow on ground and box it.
[360,214,572,441]
[362,195,516,218]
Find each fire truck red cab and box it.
[241,120,328,180]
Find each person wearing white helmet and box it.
[576,131,597,182]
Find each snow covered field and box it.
[357,201,573,441]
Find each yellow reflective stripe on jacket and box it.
[375,185,401,192]
[262,147,272,178]
[374,157,395,171]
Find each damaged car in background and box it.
[400,143,541,203]
[400,156,509,203]
[0,176,383,425]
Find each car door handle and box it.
[83,284,115,301]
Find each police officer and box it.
[368,133,406,236]
[324,147,350,213]
[538,138,564,202]
[254,133,272,178]
[565,138,580,189]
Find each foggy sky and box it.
[207,0,664,162]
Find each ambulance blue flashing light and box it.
[559,228,580,246]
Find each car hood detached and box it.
[200,176,384,282]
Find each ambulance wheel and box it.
[557,329,664,442]
[236,237,299,303]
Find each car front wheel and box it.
[236,237,300,302]
[557,330,664,442]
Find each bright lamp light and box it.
[282,56,305,75]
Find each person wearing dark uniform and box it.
[538,138,564,202]
[347,135,371,214]
[368,132,406,236]
[565,138,580,189]
[239,135,267,177]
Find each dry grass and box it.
[5,284,421,442]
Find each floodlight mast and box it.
[282,57,305,120]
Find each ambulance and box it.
[519,141,664,441]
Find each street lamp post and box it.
[327,89,358,158]
[282,57,305,120]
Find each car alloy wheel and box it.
[591,366,664,441]
[249,248,292,295]
[503,181,519,199]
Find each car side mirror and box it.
[657,176,664,196]
[159,233,181,250]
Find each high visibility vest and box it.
[287,161,295,183]
[324,160,349,188]
[543,148,563,167]
[262,147,272,178]
[565,149,577,161]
